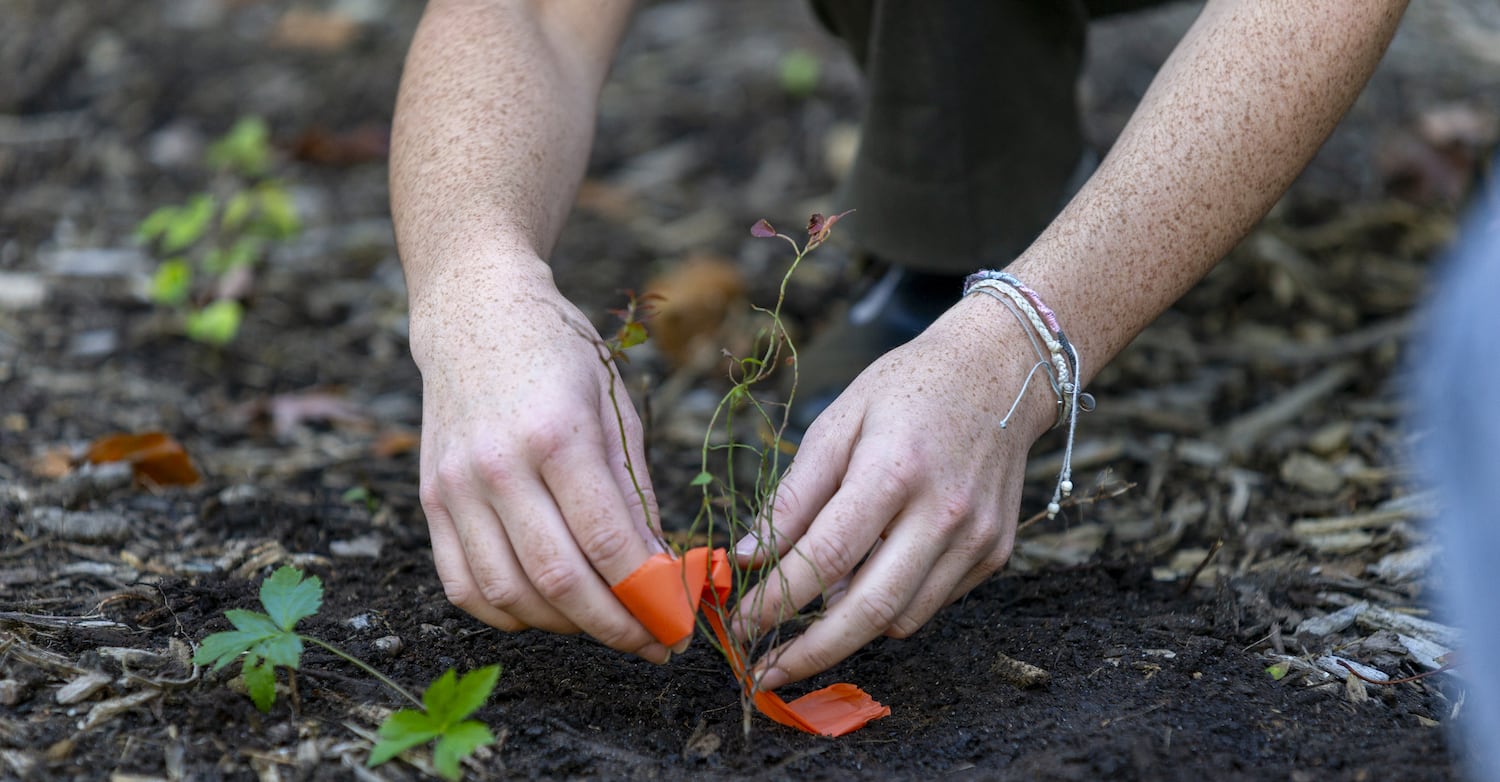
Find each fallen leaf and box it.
[643,255,748,368]
[85,432,200,486]
[270,8,359,51]
[372,429,419,458]
[289,124,390,166]
[235,388,370,440]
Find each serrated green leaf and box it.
[432,721,495,781]
[368,710,443,767]
[162,194,216,254]
[193,628,268,670]
[150,259,193,306]
[690,471,714,487]
[421,668,460,717]
[439,665,500,724]
[225,608,281,636]
[257,632,304,670]
[242,655,276,712]
[260,566,323,631]
[185,299,243,346]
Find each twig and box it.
[1179,538,1224,595]
[1018,481,1135,532]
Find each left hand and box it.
[734,294,1062,691]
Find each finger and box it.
[751,508,946,690]
[421,494,529,632]
[445,490,580,634]
[734,407,860,566]
[736,442,905,635]
[596,390,667,553]
[520,432,667,657]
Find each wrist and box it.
[404,251,560,372]
[940,294,1062,444]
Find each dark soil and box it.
[2,1,1494,780]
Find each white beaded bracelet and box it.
[963,270,1095,519]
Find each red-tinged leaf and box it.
[85,432,200,486]
[750,219,777,238]
[806,213,826,236]
[289,124,389,166]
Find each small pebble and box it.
[373,635,403,657]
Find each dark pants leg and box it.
[809,0,1172,273]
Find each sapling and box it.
[193,565,499,780]
[137,116,302,346]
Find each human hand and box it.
[409,262,675,664]
[735,294,1060,690]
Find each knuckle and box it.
[851,588,904,633]
[529,560,585,604]
[930,496,974,535]
[476,576,527,612]
[521,420,571,463]
[469,449,517,491]
[806,533,860,583]
[575,521,632,565]
[886,615,923,639]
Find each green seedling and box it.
[138,116,302,346]
[368,666,501,781]
[194,566,499,779]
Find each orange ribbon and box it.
[611,548,890,737]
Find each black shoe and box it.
[786,264,966,433]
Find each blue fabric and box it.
[1415,164,1500,782]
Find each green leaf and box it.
[137,205,180,244]
[208,116,272,178]
[221,190,255,233]
[257,632,304,670]
[778,49,820,96]
[432,722,495,782]
[368,710,443,767]
[252,182,300,239]
[1266,662,1291,681]
[242,654,276,712]
[150,259,193,306]
[689,471,714,487]
[260,566,323,631]
[441,665,500,723]
[185,299,243,346]
[161,194,216,254]
[224,608,281,636]
[614,320,648,350]
[420,668,460,717]
[193,627,271,670]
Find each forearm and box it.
[389,0,633,363]
[1007,0,1408,379]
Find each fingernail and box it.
[670,636,691,655]
[754,666,788,692]
[642,643,670,665]
[733,533,761,560]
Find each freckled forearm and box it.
[389,0,634,308]
[1007,0,1408,378]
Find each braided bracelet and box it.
[963,271,1095,519]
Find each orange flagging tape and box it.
[611,548,890,737]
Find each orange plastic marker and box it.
[612,547,890,737]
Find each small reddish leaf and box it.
[372,429,419,459]
[750,219,777,238]
[86,432,200,486]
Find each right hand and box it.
[409,260,674,663]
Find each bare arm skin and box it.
[743,0,1410,691]
[390,0,676,663]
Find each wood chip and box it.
[55,671,112,705]
[82,690,160,731]
[1356,606,1461,649]
[991,652,1051,689]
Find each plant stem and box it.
[300,635,423,709]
